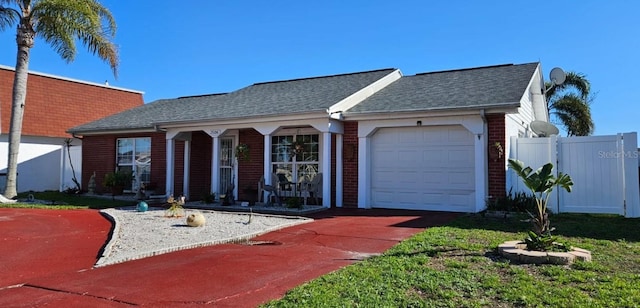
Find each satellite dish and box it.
[530,121,560,137]
[549,67,566,86]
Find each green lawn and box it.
[0,191,134,209]
[263,213,640,307]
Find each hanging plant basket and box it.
[235,143,250,161]
[291,141,304,155]
[489,142,504,161]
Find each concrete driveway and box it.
[0,207,458,307]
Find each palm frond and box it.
[550,93,594,136]
[546,71,590,101]
[0,4,19,30]
[31,0,118,77]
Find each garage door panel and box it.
[371,125,475,212]
[423,171,445,184]
[373,191,394,204]
[423,150,446,166]
[449,193,475,207]
[448,171,474,187]
[399,150,420,162]
[399,130,419,143]
[372,170,394,187]
[423,192,445,205]
[448,148,474,165]
[373,149,396,165]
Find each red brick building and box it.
[0,65,143,193]
[70,63,548,212]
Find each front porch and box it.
[163,118,345,208]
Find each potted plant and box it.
[103,170,132,196]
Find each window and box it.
[117,137,151,190]
[271,134,319,191]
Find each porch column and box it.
[321,132,331,208]
[357,136,370,208]
[263,134,272,201]
[183,140,191,199]
[474,132,488,212]
[211,136,220,199]
[335,134,343,207]
[165,138,175,196]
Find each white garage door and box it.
[370,125,475,212]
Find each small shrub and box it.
[285,197,302,209]
[201,192,215,204]
[165,195,185,217]
[487,188,536,212]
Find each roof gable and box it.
[345,63,540,114]
[170,68,397,122]
[70,69,397,133]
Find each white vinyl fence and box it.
[509,133,640,218]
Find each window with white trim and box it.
[116,137,151,190]
[271,133,319,190]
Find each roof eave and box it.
[68,127,157,137]
[343,102,521,120]
[154,110,331,129]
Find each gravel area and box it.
[96,207,312,267]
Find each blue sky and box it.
[0,1,638,136]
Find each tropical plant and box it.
[545,71,594,136]
[508,159,573,250]
[0,0,118,198]
[103,170,132,188]
[165,195,185,218]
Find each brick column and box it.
[487,114,506,200]
[342,121,358,207]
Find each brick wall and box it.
[342,121,358,207]
[0,67,143,138]
[82,132,166,194]
[487,113,506,200]
[188,131,212,200]
[237,129,264,201]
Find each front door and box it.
[219,138,235,197]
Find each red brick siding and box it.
[487,114,506,199]
[188,131,212,200]
[0,67,143,138]
[237,129,264,201]
[82,132,166,194]
[342,121,358,208]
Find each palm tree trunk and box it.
[4,22,34,198]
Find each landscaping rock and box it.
[186,212,206,227]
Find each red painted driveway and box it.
[0,208,458,307]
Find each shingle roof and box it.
[69,69,396,134]
[68,94,227,133]
[345,63,539,114]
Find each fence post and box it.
[623,133,640,218]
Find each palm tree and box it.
[0,0,118,198]
[545,71,594,136]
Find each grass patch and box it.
[0,191,133,209]
[263,213,640,307]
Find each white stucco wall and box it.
[0,135,82,193]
